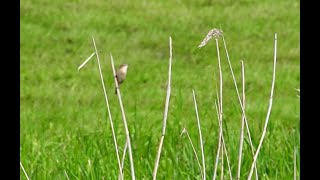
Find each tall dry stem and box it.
[237,60,246,180]
[221,34,258,179]
[192,90,206,180]
[180,128,204,179]
[91,37,123,179]
[247,33,277,180]
[110,53,135,180]
[20,162,30,180]
[152,36,173,180]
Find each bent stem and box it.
[247,33,277,180]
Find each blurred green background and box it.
[20,0,299,179]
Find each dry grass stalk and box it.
[180,128,204,179]
[220,148,224,180]
[221,34,258,179]
[78,52,96,70]
[20,162,30,180]
[212,104,223,180]
[110,53,135,180]
[294,147,297,180]
[64,169,70,180]
[237,60,246,180]
[247,33,278,180]
[295,88,300,98]
[198,28,223,48]
[216,38,232,180]
[118,142,128,180]
[90,37,123,179]
[152,36,173,180]
[192,90,206,180]
[215,97,233,180]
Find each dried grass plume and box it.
[198,28,223,48]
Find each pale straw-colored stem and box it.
[247,33,277,180]
[212,108,222,180]
[237,60,246,180]
[220,148,224,180]
[20,162,30,180]
[180,128,204,179]
[192,90,206,180]
[152,36,172,180]
[215,97,233,180]
[118,142,128,180]
[64,169,70,180]
[91,37,123,179]
[78,52,95,70]
[221,35,258,179]
[294,147,297,180]
[216,38,232,180]
[110,52,135,180]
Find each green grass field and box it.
[21,0,300,179]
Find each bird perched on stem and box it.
[115,64,128,94]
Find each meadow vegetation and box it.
[20,0,300,179]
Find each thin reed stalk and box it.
[64,169,70,180]
[78,52,95,70]
[91,37,123,179]
[247,33,278,180]
[181,128,204,179]
[118,142,128,180]
[237,60,246,180]
[212,108,222,180]
[110,53,135,180]
[215,97,233,180]
[152,37,173,180]
[294,147,297,180]
[216,37,224,180]
[221,34,258,179]
[192,90,206,180]
[20,162,30,180]
[220,148,224,180]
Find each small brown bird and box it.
[115,64,129,94]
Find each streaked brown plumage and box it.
[115,64,128,94]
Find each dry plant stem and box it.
[237,60,246,180]
[20,162,30,180]
[91,37,123,180]
[294,147,297,180]
[216,39,232,180]
[64,169,70,180]
[212,102,222,180]
[220,148,224,180]
[192,90,206,180]
[216,38,224,180]
[247,33,277,180]
[181,128,204,179]
[221,35,258,179]
[78,52,95,70]
[110,53,135,180]
[152,36,172,180]
[216,97,233,180]
[118,142,128,180]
